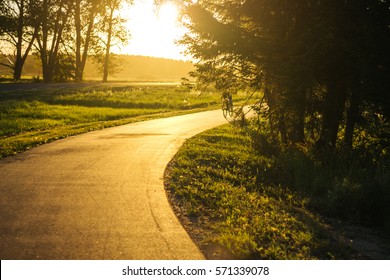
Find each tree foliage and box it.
[74,0,99,82]
[180,0,390,150]
[0,0,132,82]
[33,0,74,82]
[93,0,131,82]
[0,0,38,80]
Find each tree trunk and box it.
[74,1,98,82]
[37,0,70,83]
[80,3,99,82]
[317,80,347,149]
[75,0,82,82]
[13,59,23,81]
[103,6,115,83]
[13,0,24,81]
[344,90,361,148]
[289,92,306,143]
[290,109,305,143]
[39,0,49,82]
[278,113,288,144]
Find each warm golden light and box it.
[119,0,186,60]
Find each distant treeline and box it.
[1,0,184,83]
[0,54,194,82]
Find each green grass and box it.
[0,84,235,158]
[165,124,377,259]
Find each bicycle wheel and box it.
[222,99,230,118]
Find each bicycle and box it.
[222,93,233,119]
[221,89,264,124]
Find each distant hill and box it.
[84,55,194,82]
[0,55,194,82]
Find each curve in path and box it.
[0,109,227,259]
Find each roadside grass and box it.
[0,84,241,158]
[165,124,376,259]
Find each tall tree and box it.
[0,0,38,80]
[180,0,309,143]
[180,0,390,148]
[74,0,101,82]
[34,0,73,82]
[94,0,130,82]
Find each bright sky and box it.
[118,0,187,60]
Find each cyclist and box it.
[222,91,233,112]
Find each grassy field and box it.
[165,124,390,259]
[0,83,232,158]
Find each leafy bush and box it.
[251,129,390,230]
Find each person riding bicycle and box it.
[222,91,233,112]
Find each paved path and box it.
[0,110,227,259]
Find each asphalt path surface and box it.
[0,110,228,259]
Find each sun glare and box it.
[119,0,186,60]
[158,2,179,23]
